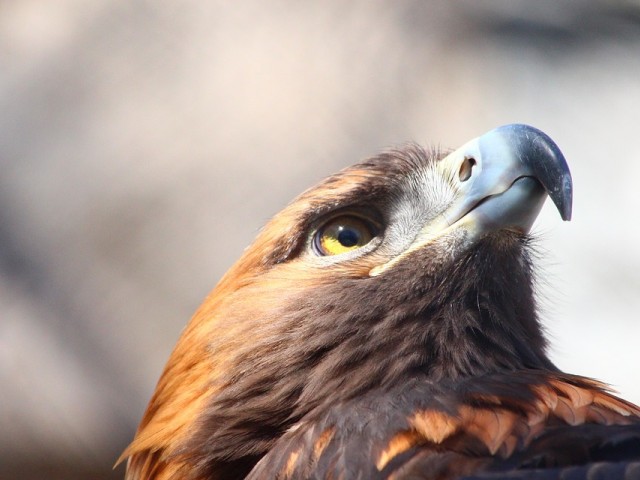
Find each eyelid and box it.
[311,207,384,234]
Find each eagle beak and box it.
[369,125,573,276]
[440,124,573,234]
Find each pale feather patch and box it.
[551,380,594,408]
[593,392,639,417]
[459,406,518,456]
[376,431,423,471]
[554,397,586,425]
[282,449,301,479]
[409,409,459,443]
[313,427,335,461]
[533,384,559,410]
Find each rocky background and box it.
[2,2,640,479]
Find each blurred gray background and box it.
[2,1,640,479]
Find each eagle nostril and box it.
[459,156,476,182]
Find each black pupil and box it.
[337,227,360,247]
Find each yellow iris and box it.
[316,215,375,256]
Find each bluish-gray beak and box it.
[441,124,572,233]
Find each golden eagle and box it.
[119,125,640,479]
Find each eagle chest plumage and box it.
[119,125,640,480]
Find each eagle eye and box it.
[313,214,378,256]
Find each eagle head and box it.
[121,125,582,479]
